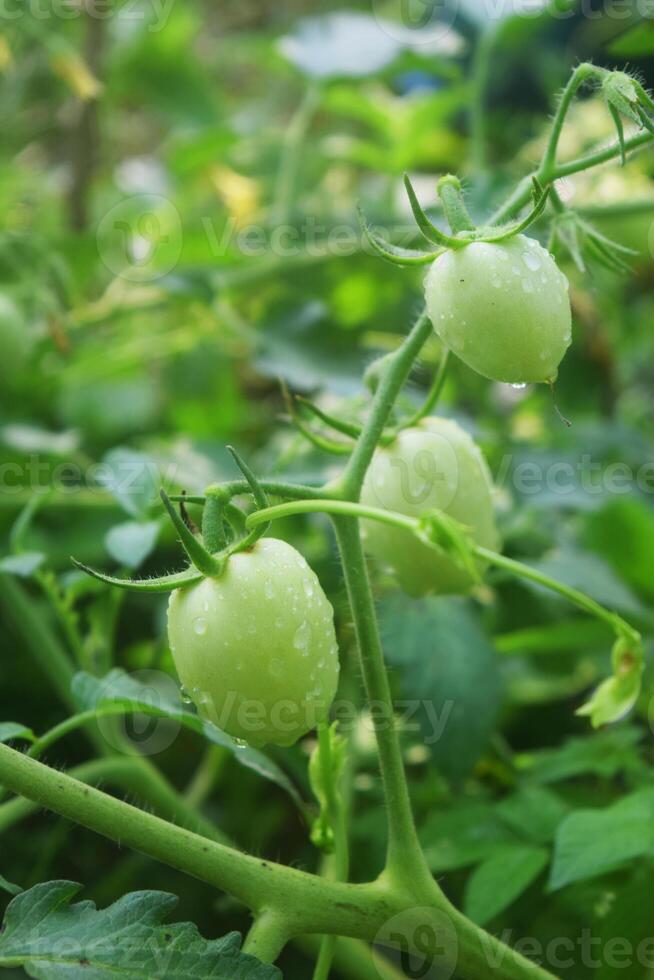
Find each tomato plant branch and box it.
[339,310,433,500]
[0,745,555,979]
[0,755,225,844]
[312,723,350,980]
[541,63,600,177]
[243,910,293,964]
[248,500,638,644]
[389,348,450,435]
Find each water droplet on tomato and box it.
[522,250,542,272]
[293,620,311,651]
[193,617,208,636]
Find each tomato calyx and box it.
[72,450,275,594]
[359,173,550,268]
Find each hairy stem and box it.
[0,746,555,978]
[340,310,433,499]
[333,518,435,895]
[243,910,292,964]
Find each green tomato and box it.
[0,295,30,388]
[425,234,572,384]
[361,418,499,597]
[167,537,340,748]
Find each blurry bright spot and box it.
[512,410,545,440]
[405,744,430,765]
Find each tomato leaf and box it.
[550,788,654,890]
[464,845,549,926]
[0,552,45,578]
[0,880,280,977]
[380,596,502,781]
[104,520,161,569]
[71,670,304,810]
[0,723,35,745]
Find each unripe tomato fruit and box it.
[167,538,340,748]
[361,418,499,597]
[425,234,572,384]
[0,295,30,388]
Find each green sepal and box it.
[576,635,645,728]
[478,178,551,243]
[309,722,347,855]
[416,509,481,584]
[71,559,204,593]
[226,446,272,549]
[357,205,440,266]
[403,175,464,248]
[602,71,642,125]
[608,102,627,166]
[160,490,223,577]
[281,383,353,456]
[296,395,362,440]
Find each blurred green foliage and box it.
[2,2,654,977]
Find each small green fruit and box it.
[425,234,572,384]
[361,418,499,596]
[167,538,340,747]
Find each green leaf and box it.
[0,723,35,745]
[516,727,644,784]
[609,20,654,58]
[583,498,654,600]
[380,597,502,781]
[420,801,517,872]
[464,845,549,926]
[523,548,646,618]
[496,786,568,845]
[0,875,21,897]
[0,553,45,578]
[97,448,159,519]
[71,671,302,809]
[0,880,280,978]
[550,789,654,890]
[104,521,161,569]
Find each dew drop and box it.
[521,278,534,294]
[193,617,208,636]
[180,686,193,705]
[293,620,311,651]
[303,580,315,598]
[510,382,528,390]
[522,250,542,272]
[264,580,275,600]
